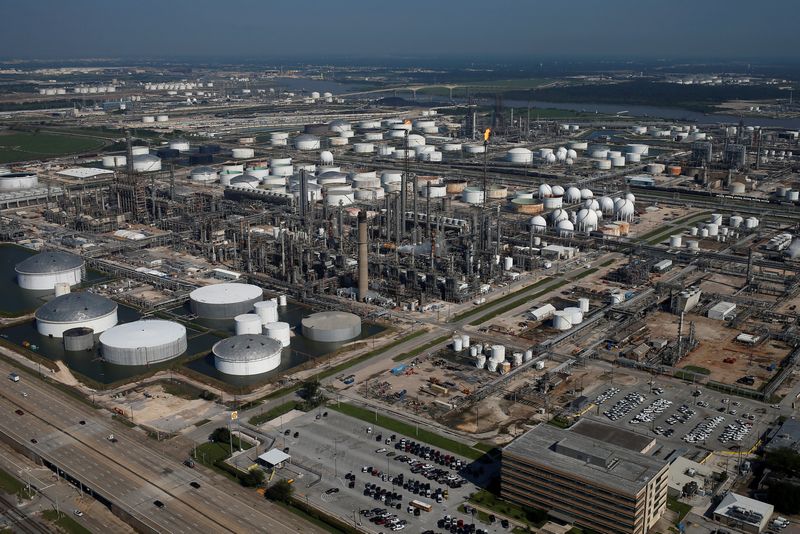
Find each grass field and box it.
[451,277,554,323]
[391,334,451,362]
[249,401,303,426]
[194,438,253,467]
[468,489,548,529]
[0,467,29,499]
[667,497,692,524]
[42,510,92,534]
[330,402,483,460]
[0,131,106,163]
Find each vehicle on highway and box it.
[153,500,165,509]
[21,392,28,397]
[14,409,23,416]
[376,447,387,453]
[293,431,299,438]
[324,488,339,495]
[8,372,19,382]
[184,459,195,468]
[30,438,37,444]
[73,510,83,517]
[190,481,201,489]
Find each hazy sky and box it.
[2,0,799,61]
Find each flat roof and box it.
[504,424,667,495]
[713,492,773,526]
[258,449,290,466]
[57,167,114,179]
[766,417,800,452]
[570,419,656,454]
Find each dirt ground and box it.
[630,205,697,239]
[647,311,791,386]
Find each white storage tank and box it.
[295,134,321,150]
[353,143,374,154]
[100,320,187,365]
[132,154,162,172]
[264,321,291,347]
[461,334,470,348]
[156,115,169,122]
[594,159,612,170]
[191,166,218,183]
[16,251,84,290]
[565,187,581,203]
[189,283,263,319]
[213,335,283,376]
[491,345,506,362]
[513,352,523,367]
[543,196,563,209]
[232,147,255,159]
[253,300,279,325]
[35,292,118,337]
[464,144,485,154]
[462,187,485,205]
[0,172,39,191]
[301,311,361,342]
[564,307,583,325]
[453,336,463,352]
[552,311,572,330]
[579,298,590,313]
[524,350,533,362]
[670,235,683,248]
[475,354,486,369]
[169,138,190,152]
[235,314,263,335]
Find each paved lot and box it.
[256,408,512,534]
[583,377,775,457]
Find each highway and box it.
[0,359,324,534]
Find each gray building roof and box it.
[713,492,773,528]
[503,424,667,495]
[570,419,657,454]
[15,251,83,274]
[766,417,800,453]
[35,292,117,322]
[212,335,282,362]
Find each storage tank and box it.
[487,358,498,372]
[706,223,719,237]
[491,345,506,362]
[462,187,484,205]
[353,143,374,154]
[461,334,470,349]
[16,251,84,290]
[442,143,462,152]
[686,240,700,250]
[169,138,190,152]
[487,185,508,199]
[35,292,118,337]
[625,152,641,163]
[191,166,218,183]
[565,187,581,203]
[295,134,321,150]
[729,215,743,228]
[475,354,486,369]
[0,172,39,191]
[513,352,523,367]
[670,235,683,248]
[213,335,282,376]
[579,298,590,313]
[264,321,291,347]
[557,220,574,236]
[524,350,533,362]
[552,311,572,330]
[100,320,187,365]
[464,144,485,154]
[744,217,759,229]
[564,307,583,325]
[142,116,155,124]
[507,147,533,164]
[189,283,263,319]
[232,147,255,159]
[610,156,626,167]
[235,314,263,335]
[270,132,289,146]
[444,179,468,194]
[301,311,361,342]
[62,327,95,352]
[156,115,169,122]
[325,190,355,207]
[529,215,547,232]
[102,155,117,168]
[453,336,463,352]
[132,154,162,172]
[503,257,514,271]
[538,183,552,198]
[253,300,279,325]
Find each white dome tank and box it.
[565,187,581,203]
[557,219,574,235]
[538,184,552,198]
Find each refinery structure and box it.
[0,58,799,534]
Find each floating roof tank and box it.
[301,311,361,342]
[189,283,263,319]
[100,320,187,365]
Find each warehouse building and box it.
[712,492,773,534]
[502,423,669,534]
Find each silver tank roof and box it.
[99,320,186,349]
[212,335,282,362]
[191,166,216,174]
[35,292,117,322]
[15,251,83,274]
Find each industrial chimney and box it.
[358,210,368,301]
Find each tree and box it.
[241,469,265,488]
[265,480,294,503]
[765,448,800,477]
[300,378,324,409]
[768,481,800,514]
[210,427,231,444]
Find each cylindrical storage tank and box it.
[35,292,118,338]
[380,170,403,185]
[278,294,287,307]
[387,130,406,139]
[461,334,470,349]
[442,143,462,152]
[156,115,169,122]
[295,134,321,150]
[464,144,485,154]
[453,337,463,352]
[647,163,665,174]
[476,354,486,369]
[246,167,270,179]
[513,352,523,367]
[687,240,700,250]
[169,139,190,152]
[579,298,590,313]
[377,145,395,156]
[625,152,641,163]
[232,148,254,159]
[564,307,583,325]
[524,350,533,362]
[0,172,38,191]
[462,187,484,204]
[406,134,425,147]
[353,143,374,154]
[213,335,282,376]
[670,235,683,248]
[507,147,533,164]
[569,141,588,151]
[706,223,719,237]
[100,320,187,365]
[475,344,483,355]
[552,311,572,330]
[744,217,759,229]
[329,137,349,146]
[325,190,355,207]
[132,154,162,172]
[788,190,800,202]
[627,143,649,154]
[667,165,682,176]
[364,131,383,141]
[102,155,116,168]
[487,185,508,199]
[710,213,723,225]
[142,116,155,124]
[264,321,291,347]
[393,149,414,160]
[470,345,478,358]
[594,159,612,170]
[189,283,262,319]
[503,257,513,271]
[445,179,468,194]
[191,166,218,183]
[729,215,743,228]
[219,172,239,187]
[729,182,746,194]
[607,150,622,159]
[491,345,506,362]
[610,156,626,167]
[420,183,447,198]
[543,196,563,209]
[589,149,609,159]
[512,198,544,214]
[689,226,699,236]
[54,282,71,297]
[230,174,260,189]
[253,300,279,325]
[318,171,348,185]
[63,327,95,352]
[515,190,535,200]
[16,251,84,290]
[301,311,361,342]
[700,228,709,238]
[486,359,498,373]
[271,164,294,177]
[235,314,263,335]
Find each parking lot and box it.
[584,378,775,456]
[258,407,510,534]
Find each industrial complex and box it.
[0,36,799,534]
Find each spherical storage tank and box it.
[16,251,84,290]
[213,335,282,376]
[529,215,547,232]
[189,283,262,319]
[100,320,187,365]
[35,292,118,337]
[565,187,581,203]
[0,172,39,191]
[301,311,361,342]
[538,184,552,198]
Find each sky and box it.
[2,0,799,61]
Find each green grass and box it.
[112,414,136,428]
[667,497,691,524]
[277,498,358,534]
[473,442,495,453]
[0,467,29,498]
[194,438,253,468]
[600,259,615,267]
[330,402,483,460]
[41,510,92,534]
[637,211,712,244]
[452,277,554,323]
[0,131,106,163]
[682,365,711,375]
[469,490,549,529]
[392,334,451,362]
[194,418,211,427]
[249,401,303,426]
[159,379,207,400]
[468,279,569,326]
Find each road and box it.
[0,359,324,534]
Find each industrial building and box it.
[15,250,84,290]
[502,424,669,534]
[99,320,187,365]
[189,283,263,319]
[212,334,283,375]
[712,492,774,534]
[35,292,118,337]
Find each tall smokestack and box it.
[358,210,368,301]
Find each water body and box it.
[0,244,107,316]
[269,77,363,95]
